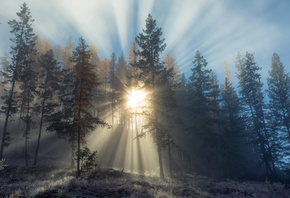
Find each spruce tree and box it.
[47,67,77,168]
[72,37,103,177]
[187,51,221,176]
[267,53,290,140]
[89,43,101,117]
[128,40,138,87]
[115,52,128,127]
[18,51,37,166]
[33,49,62,165]
[220,61,245,177]
[236,52,277,179]
[109,53,117,127]
[0,3,37,159]
[132,14,166,178]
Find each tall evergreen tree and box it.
[33,49,62,165]
[220,61,246,177]
[18,50,37,166]
[132,14,166,178]
[236,52,277,179]
[47,67,77,168]
[0,3,37,159]
[158,67,178,178]
[187,51,222,176]
[89,43,101,118]
[116,52,128,85]
[267,53,290,170]
[163,52,181,85]
[61,36,75,69]
[115,52,128,127]
[108,53,117,127]
[72,37,103,177]
[267,53,290,140]
[128,40,138,86]
[99,58,109,118]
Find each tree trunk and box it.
[14,107,23,157]
[24,92,30,166]
[33,96,46,165]
[77,82,83,178]
[168,133,173,179]
[111,89,114,128]
[77,108,81,177]
[157,144,164,179]
[71,137,75,168]
[0,76,16,159]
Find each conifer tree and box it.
[116,52,128,85]
[266,53,290,170]
[158,67,178,178]
[89,43,101,117]
[267,53,290,140]
[132,14,166,178]
[48,38,105,173]
[220,61,245,177]
[72,37,103,177]
[0,3,37,159]
[47,67,77,168]
[188,51,221,176]
[163,52,181,85]
[109,53,117,127]
[128,40,138,86]
[99,58,109,118]
[115,52,128,127]
[236,52,277,179]
[18,52,37,166]
[61,36,75,69]
[33,49,62,165]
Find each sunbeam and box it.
[1,2,290,193]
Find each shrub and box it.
[75,147,98,172]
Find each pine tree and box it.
[47,67,77,168]
[61,36,75,69]
[128,40,138,86]
[267,53,290,170]
[158,66,178,178]
[220,61,246,177]
[53,44,63,64]
[267,53,290,140]
[163,52,181,85]
[132,14,166,178]
[115,52,128,127]
[18,51,37,166]
[35,34,52,54]
[109,53,117,127]
[89,43,101,118]
[72,37,103,177]
[33,49,62,165]
[188,51,221,176]
[0,3,37,159]
[116,52,128,85]
[236,52,277,179]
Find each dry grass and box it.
[0,165,289,197]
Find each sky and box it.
[0,0,290,84]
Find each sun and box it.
[127,89,146,108]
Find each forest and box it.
[0,2,290,197]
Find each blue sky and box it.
[0,0,289,84]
